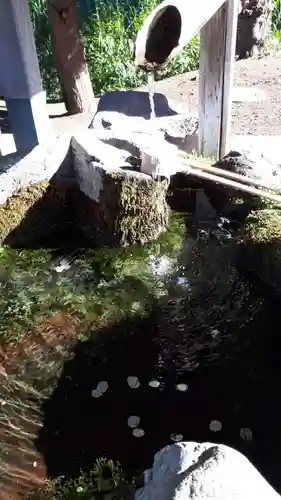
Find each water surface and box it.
[1,216,281,497]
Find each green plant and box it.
[25,459,129,499]
[272,0,281,39]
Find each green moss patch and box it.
[0,181,73,247]
[237,208,281,293]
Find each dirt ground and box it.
[143,53,281,136]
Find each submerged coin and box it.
[97,381,109,393]
[176,383,188,392]
[170,433,183,442]
[149,379,160,388]
[127,376,140,389]
[240,427,253,441]
[128,416,140,428]
[209,420,222,432]
[91,389,102,398]
[132,428,145,438]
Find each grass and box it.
[25,459,134,499]
[272,0,281,40]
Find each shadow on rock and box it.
[35,289,281,493]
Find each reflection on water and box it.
[1,215,281,497]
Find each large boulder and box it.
[71,131,169,246]
[236,0,274,59]
[202,150,281,217]
[135,441,280,500]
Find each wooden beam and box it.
[199,0,239,159]
[0,0,51,152]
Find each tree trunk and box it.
[48,0,95,114]
[236,0,274,59]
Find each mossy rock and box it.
[75,169,169,247]
[0,180,74,247]
[236,208,281,294]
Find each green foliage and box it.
[28,0,281,101]
[26,459,130,499]
[28,0,199,100]
[272,0,281,39]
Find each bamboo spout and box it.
[134,0,226,71]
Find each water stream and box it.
[1,216,281,498]
[148,72,156,120]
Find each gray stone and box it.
[0,133,73,205]
[215,150,281,193]
[71,131,169,246]
[135,441,280,500]
[90,90,199,154]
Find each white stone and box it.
[135,441,280,500]
[209,420,222,432]
[128,416,141,428]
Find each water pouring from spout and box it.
[133,0,226,71]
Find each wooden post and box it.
[0,0,51,152]
[220,0,239,157]
[199,0,239,159]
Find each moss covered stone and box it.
[237,208,281,294]
[0,180,74,247]
[75,169,169,247]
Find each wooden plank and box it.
[220,0,239,157]
[199,0,239,159]
[199,3,227,159]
